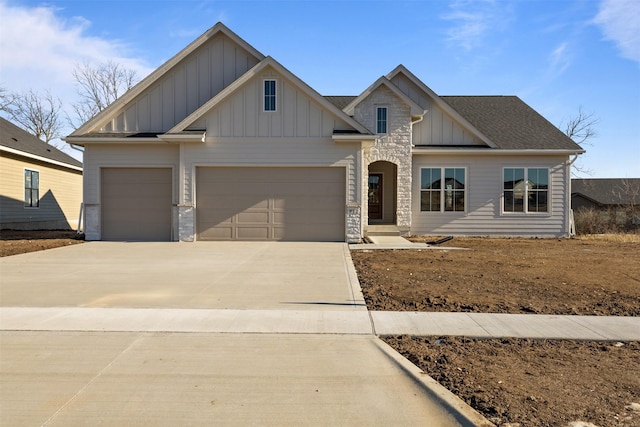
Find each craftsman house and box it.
[1,118,83,230]
[65,23,583,242]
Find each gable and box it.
[188,65,358,139]
[73,24,264,136]
[389,71,487,147]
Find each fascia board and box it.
[69,22,265,137]
[170,56,371,135]
[343,76,424,117]
[387,65,499,149]
[0,145,83,171]
[412,147,586,156]
[64,136,164,144]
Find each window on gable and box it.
[24,169,39,208]
[420,167,466,212]
[376,107,387,134]
[503,167,549,214]
[264,79,276,112]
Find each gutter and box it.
[412,147,586,156]
[0,145,83,172]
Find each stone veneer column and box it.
[355,86,413,234]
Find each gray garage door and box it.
[196,167,345,241]
[101,168,172,241]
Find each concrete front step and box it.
[365,225,401,236]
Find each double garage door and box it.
[196,167,345,241]
[101,167,346,241]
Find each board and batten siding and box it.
[411,154,570,237]
[190,69,353,138]
[82,144,179,240]
[0,153,82,230]
[100,33,260,133]
[390,73,484,147]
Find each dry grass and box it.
[574,233,640,243]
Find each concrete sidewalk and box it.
[2,307,638,341]
[1,331,485,427]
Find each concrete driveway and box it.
[0,242,490,426]
[0,242,365,310]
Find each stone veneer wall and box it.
[354,85,413,233]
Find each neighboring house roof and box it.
[572,178,640,206]
[441,96,583,151]
[0,118,82,170]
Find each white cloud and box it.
[0,1,153,106]
[441,0,511,51]
[594,0,640,65]
[549,42,572,75]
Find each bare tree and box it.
[71,60,138,126]
[561,106,599,176]
[3,89,64,145]
[562,106,599,147]
[0,85,15,111]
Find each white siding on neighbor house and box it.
[192,68,353,138]
[100,33,260,133]
[0,153,82,230]
[411,154,569,237]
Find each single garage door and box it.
[101,168,172,241]
[196,167,345,241]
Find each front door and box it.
[368,173,383,220]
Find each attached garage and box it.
[196,167,346,241]
[101,168,173,241]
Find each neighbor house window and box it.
[420,167,466,212]
[503,167,549,213]
[376,107,387,134]
[264,79,276,111]
[24,169,39,208]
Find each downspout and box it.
[566,154,580,237]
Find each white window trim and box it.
[501,166,551,216]
[263,79,277,112]
[24,167,40,209]
[419,166,467,213]
[376,106,388,134]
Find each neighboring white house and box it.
[65,23,583,242]
[1,118,83,230]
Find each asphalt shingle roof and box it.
[572,178,640,205]
[0,118,82,168]
[441,96,583,150]
[325,95,583,151]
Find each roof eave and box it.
[412,147,585,155]
[0,145,83,171]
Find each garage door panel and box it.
[196,167,345,241]
[101,168,172,241]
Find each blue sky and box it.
[1,0,638,177]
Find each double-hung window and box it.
[503,167,549,213]
[24,169,39,208]
[376,107,387,134]
[264,79,276,111]
[420,167,466,212]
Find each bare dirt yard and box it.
[0,229,83,257]
[352,236,640,426]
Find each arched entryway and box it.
[368,161,397,224]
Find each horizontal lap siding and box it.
[411,154,568,237]
[83,145,179,205]
[182,140,358,207]
[0,154,82,229]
